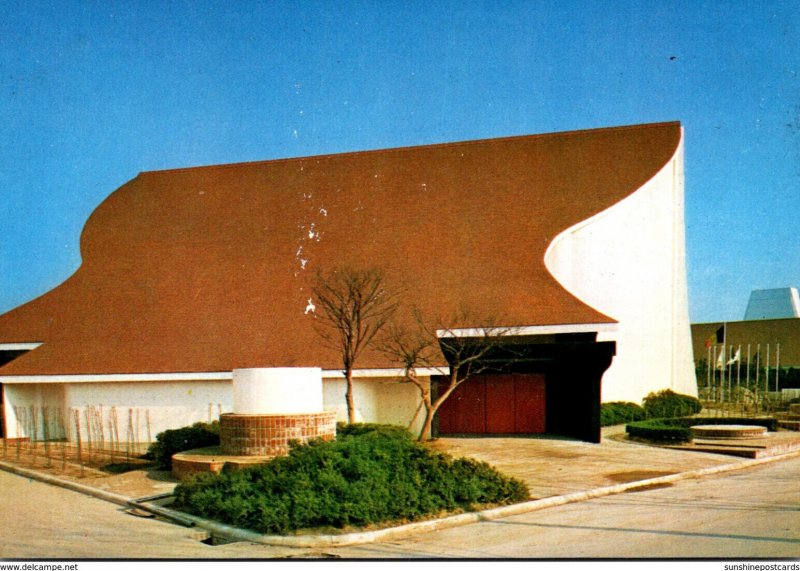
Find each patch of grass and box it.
[173,423,529,535]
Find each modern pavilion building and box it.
[0,121,696,443]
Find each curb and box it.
[2,449,799,548]
[0,460,195,527]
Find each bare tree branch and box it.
[382,306,518,441]
[312,267,400,423]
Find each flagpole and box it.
[755,343,760,399]
[746,343,751,388]
[721,322,727,403]
[706,345,711,394]
[736,344,741,394]
[728,345,733,402]
[766,343,770,396]
[776,343,781,394]
[713,344,718,401]
[724,345,729,405]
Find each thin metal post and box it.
[59,409,66,471]
[766,344,770,396]
[74,409,84,478]
[746,344,751,388]
[146,410,152,444]
[98,405,105,452]
[712,345,718,401]
[29,406,36,463]
[15,407,21,461]
[127,408,134,463]
[736,344,741,391]
[43,407,51,468]
[720,342,726,403]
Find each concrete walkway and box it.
[428,426,750,498]
[2,425,800,553]
[326,454,800,559]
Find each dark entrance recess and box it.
[433,333,615,443]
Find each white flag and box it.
[727,348,740,365]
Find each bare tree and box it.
[383,309,516,441]
[312,267,399,424]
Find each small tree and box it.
[312,267,399,424]
[384,309,516,441]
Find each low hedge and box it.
[600,402,645,426]
[626,416,778,443]
[145,421,220,469]
[173,423,530,534]
[642,389,702,419]
[625,418,692,442]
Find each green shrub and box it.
[335,422,412,440]
[600,402,645,426]
[145,421,220,470]
[642,389,702,419]
[625,419,692,442]
[626,416,778,444]
[173,423,529,534]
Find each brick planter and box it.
[219,411,337,457]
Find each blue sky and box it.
[1,0,798,323]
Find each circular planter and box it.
[690,425,768,440]
[171,446,275,480]
[219,411,337,456]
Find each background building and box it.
[692,288,800,396]
[743,288,800,321]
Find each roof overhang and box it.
[0,367,450,384]
[0,343,43,351]
[437,323,618,338]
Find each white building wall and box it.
[3,383,66,440]
[544,132,696,403]
[63,380,233,442]
[4,374,426,441]
[322,376,427,436]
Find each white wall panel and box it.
[322,375,426,435]
[545,133,696,403]
[63,380,233,442]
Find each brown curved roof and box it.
[0,122,681,375]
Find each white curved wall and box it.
[232,367,323,414]
[544,131,696,403]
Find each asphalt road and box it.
[1,455,798,559]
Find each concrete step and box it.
[778,420,800,431]
[692,440,766,449]
[677,438,800,459]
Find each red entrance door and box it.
[437,373,546,435]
